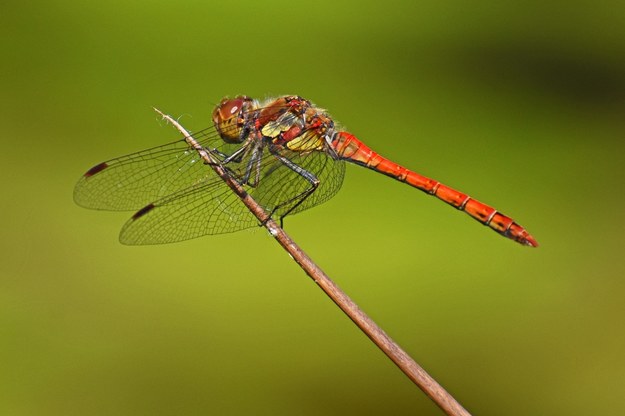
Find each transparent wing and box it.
[119,136,345,245]
[73,126,242,211]
[119,175,259,245]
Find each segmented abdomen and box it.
[330,132,538,247]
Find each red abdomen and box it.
[330,132,538,247]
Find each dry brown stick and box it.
[154,108,472,416]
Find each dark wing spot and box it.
[84,162,109,177]
[132,203,155,220]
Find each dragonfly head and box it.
[213,96,253,143]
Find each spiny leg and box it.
[241,143,264,187]
[266,149,320,228]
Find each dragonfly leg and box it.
[267,150,320,226]
[206,145,245,164]
[241,143,264,187]
[206,136,256,165]
[204,141,266,188]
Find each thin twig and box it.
[153,108,472,416]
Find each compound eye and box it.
[213,96,253,144]
[219,98,244,120]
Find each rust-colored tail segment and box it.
[330,132,538,247]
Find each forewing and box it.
[73,126,238,211]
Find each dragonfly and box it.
[74,95,538,247]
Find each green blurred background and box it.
[2,1,624,414]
